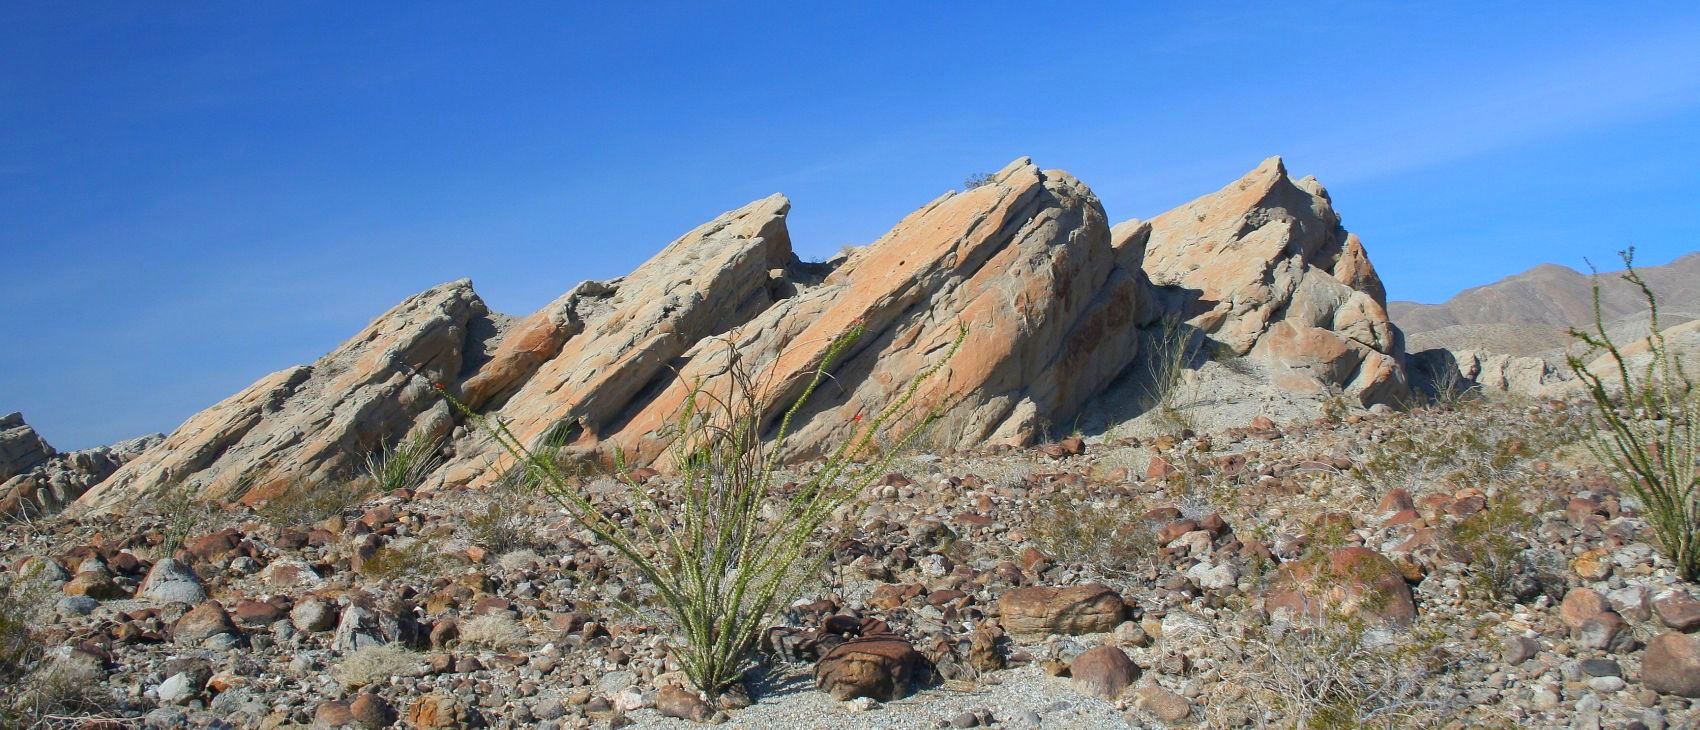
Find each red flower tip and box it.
[432,382,446,390]
[853,411,865,423]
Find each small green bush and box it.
[364,432,444,493]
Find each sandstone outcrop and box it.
[1409,348,1577,400]
[68,156,1425,508]
[1131,157,1407,403]
[0,414,160,519]
[0,412,54,482]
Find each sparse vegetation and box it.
[1030,491,1156,578]
[458,613,528,650]
[358,538,448,580]
[1568,248,1700,582]
[1194,607,1449,729]
[1142,312,1203,435]
[258,477,371,530]
[364,432,444,494]
[333,643,422,690]
[440,322,964,697]
[962,172,996,190]
[1447,486,1540,603]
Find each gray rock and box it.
[291,598,336,633]
[156,672,197,705]
[57,595,98,616]
[137,558,206,605]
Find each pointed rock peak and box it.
[993,156,1037,183]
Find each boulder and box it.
[997,584,1127,639]
[1134,157,1407,404]
[655,685,714,723]
[1266,547,1416,626]
[815,635,929,701]
[138,558,207,605]
[173,601,238,646]
[1653,590,1700,632]
[1069,645,1137,699]
[404,693,472,729]
[1643,632,1700,697]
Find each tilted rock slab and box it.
[0,412,55,483]
[1,431,160,518]
[76,280,507,511]
[1131,156,1408,404]
[567,158,1161,467]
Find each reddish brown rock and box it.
[1560,587,1611,629]
[1266,547,1415,626]
[1653,590,1700,632]
[814,635,929,701]
[655,685,714,723]
[174,601,238,646]
[997,584,1127,639]
[1643,632,1700,697]
[1069,645,1137,699]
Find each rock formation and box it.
[0,413,160,519]
[0,412,55,483]
[68,156,1418,510]
[1129,157,1407,404]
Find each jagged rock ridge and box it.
[71,157,1410,512]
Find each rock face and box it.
[1,429,160,519]
[1408,348,1577,400]
[1133,157,1407,404]
[1266,547,1416,626]
[67,156,1426,507]
[0,412,54,482]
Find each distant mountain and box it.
[1390,251,1700,359]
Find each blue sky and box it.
[4,2,1699,449]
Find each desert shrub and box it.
[359,538,447,580]
[1188,607,1449,729]
[962,172,996,190]
[152,482,225,556]
[258,478,370,530]
[1567,248,1700,581]
[1030,491,1156,578]
[458,614,528,650]
[0,567,50,682]
[441,322,962,697]
[332,643,421,689]
[364,432,444,494]
[1446,488,1538,603]
[3,654,119,726]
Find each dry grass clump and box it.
[4,654,120,726]
[332,643,422,690]
[358,538,447,580]
[364,433,444,494]
[258,478,371,530]
[458,614,528,651]
[1029,491,1157,578]
[1182,605,1452,729]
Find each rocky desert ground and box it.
[3,156,1697,730]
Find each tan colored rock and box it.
[1410,348,1576,400]
[579,158,1159,467]
[1135,157,1407,404]
[404,693,472,729]
[0,412,55,483]
[76,280,495,512]
[0,431,160,519]
[998,583,1127,639]
[438,194,798,484]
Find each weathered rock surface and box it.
[1409,348,1577,400]
[997,584,1126,639]
[76,280,499,511]
[815,635,930,701]
[1643,632,1700,698]
[1069,645,1137,699]
[1266,546,1416,626]
[0,412,55,482]
[1,417,160,519]
[1133,157,1407,403]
